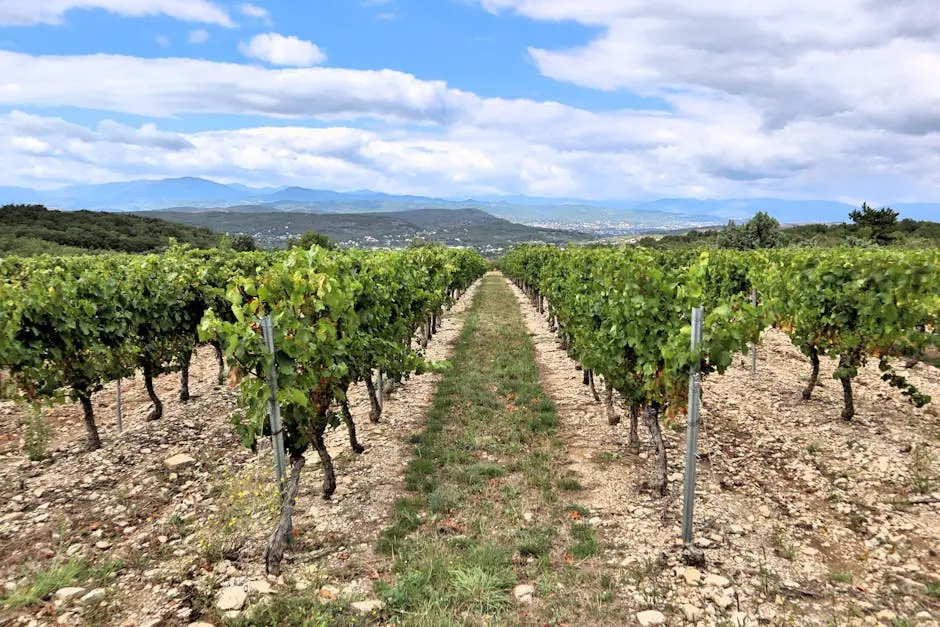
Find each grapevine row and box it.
[500,245,938,496]
[1,243,486,574]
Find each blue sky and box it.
[1,0,939,203]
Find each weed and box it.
[3,558,88,607]
[592,451,618,465]
[908,448,936,495]
[516,527,553,558]
[806,442,822,454]
[756,552,780,597]
[451,566,515,613]
[569,523,599,559]
[22,403,49,461]
[427,486,460,514]
[925,581,940,598]
[627,557,672,609]
[770,524,796,560]
[892,498,913,512]
[827,568,854,584]
[227,595,355,626]
[558,475,584,491]
[196,467,279,564]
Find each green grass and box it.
[827,567,854,584]
[1,557,123,608]
[925,581,940,598]
[227,595,358,627]
[568,523,599,560]
[557,475,584,491]
[376,275,601,625]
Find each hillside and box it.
[143,207,593,253]
[0,204,220,255]
[14,176,940,234]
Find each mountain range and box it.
[2,177,938,233]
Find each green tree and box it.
[291,230,336,250]
[849,203,899,245]
[716,212,782,250]
[230,234,257,252]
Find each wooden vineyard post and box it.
[260,316,289,499]
[681,307,704,548]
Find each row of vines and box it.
[500,246,940,496]
[0,244,487,571]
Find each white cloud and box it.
[0,0,233,26]
[239,3,270,20]
[480,0,940,133]
[238,33,326,67]
[155,35,170,47]
[3,108,940,202]
[188,29,210,44]
[3,110,193,150]
[1,44,939,200]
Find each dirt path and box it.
[280,278,483,597]
[509,276,940,626]
[0,280,481,627]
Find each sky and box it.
[1,0,939,203]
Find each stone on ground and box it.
[215,586,247,611]
[636,609,666,625]
[164,454,196,470]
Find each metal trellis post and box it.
[681,306,704,545]
[260,316,288,498]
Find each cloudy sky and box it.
[1,0,939,203]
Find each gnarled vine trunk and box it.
[212,341,225,386]
[365,376,381,423]
[78,392,102,451]
[802,347,820,400]
[627,403,641,454]
[179,349,192,402]
[143,363,163,421]
[604,385,620,425]
[643,404,667,496]
[341,397,364,454]
[265,455,305,576]
[312,422,336,499]
[839,355,855,420]
[588,370,600,402]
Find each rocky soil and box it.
[510,279,940,626]
[0,280,480,627]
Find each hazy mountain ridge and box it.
[4,177,938,233]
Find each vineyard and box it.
[0,244,938,626]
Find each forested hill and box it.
[0,204,220,255]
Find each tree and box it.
[715,211,782,250]
[230,234,257,252]
[849,203,899,245]
[291,230,336,250]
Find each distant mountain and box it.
[266,187,356,202]
[3,176,936,233]
[32,177,249,211]
[629,198,859,223]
